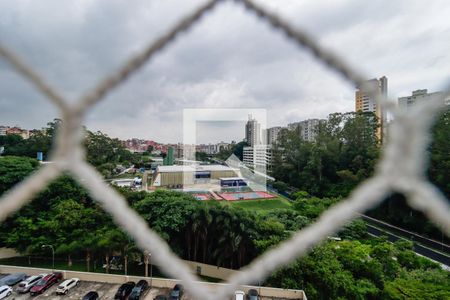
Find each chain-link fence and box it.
[1,0,450,299]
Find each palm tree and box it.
[81,232,98,272]
[97,229,125,274]
[200,208,212,263]
[121,238,139,276]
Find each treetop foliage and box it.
[0,119,147,178]
[272,111,380,198]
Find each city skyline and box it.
[1,82,447,146]
[1,0,450,143]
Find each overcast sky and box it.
[1,0,450,143]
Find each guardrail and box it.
[361,214,450,254]
[366,225,450,266]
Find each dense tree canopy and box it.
[0,120,144,178]
[0,156,39,194]
[272,109,450,242]
[266,239,448,300]
[366,109,450,241]
[272,111,380,197]
[0,120,59,159]
[195,151,209,162]
[84,130,141,177]
[215,141,249,161]
[1,114,448,299]
[428,108,450,198]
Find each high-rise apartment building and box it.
[243,116,272,171]
[355,76,388,142]
[398,89,449,110]
[245,115,261,146]
[196,142,232,155]
[287,119,323,142]
[266,126,282,145]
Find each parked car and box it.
[82,291,99,300]
[129,279,149,300]
[234,290,245,300]
[29,272,62,296]
[114,281,135,299]
[0,286,12,299]
[56,278,80,295]
[16,274,46,293]
[154,296,167,300]
[0,273,27,286]
[169,284,184,300]
[247,289,260,300]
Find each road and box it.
[365,222,450,267]
[360,214,450,254]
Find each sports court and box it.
[218,191,276,201]
[193,194,210,200]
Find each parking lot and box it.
[2,278,173,300]
[3,279,300,300]
[1,272,302,300]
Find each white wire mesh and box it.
[1,0,450,299]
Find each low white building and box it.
[243,145,273,171]
[152,164,240,188]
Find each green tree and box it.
[338,220,368,240]
[232,141,249,161]
[85,130,140,177]
[428,108,450,198]
[97,229,127,274]
[383,269,450,299]
[195,151,209,162]
[0,119,60,159]
[267,243,380,299]
[0,156,39,194]
[271,112,380,197]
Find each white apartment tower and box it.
[267,126,282,145]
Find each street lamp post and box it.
[150,253,153,288]
[144,251,153,288]
[144,251,148,277]
[42,244,55,272]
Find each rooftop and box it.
[157,164,239,173]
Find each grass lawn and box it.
[228,197,292,211]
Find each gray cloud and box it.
[1,0,450,143]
